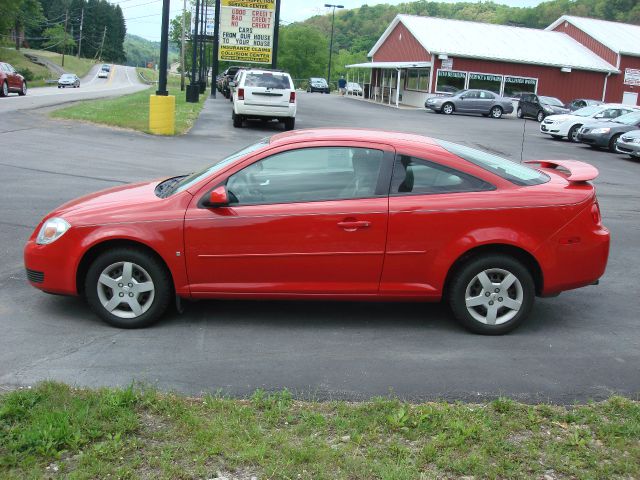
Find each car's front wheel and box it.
[18,81,27,96]
[84,248,172,328]
[490,106,503,119]
[448,255,535,335]
[516,107,523,118]
[608,133,621,153]
[1,81,8,97]
[568,124,582,143]
[441,103,454,115]
[537,110,545,122]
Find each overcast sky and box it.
[121,0,546,41]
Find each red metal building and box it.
[346,15,638,108]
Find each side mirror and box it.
[203,185,229,208]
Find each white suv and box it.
[231,69,296,130]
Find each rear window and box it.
[437,140,549,186]
[244,73,291,89]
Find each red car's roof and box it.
[270,128,440,148]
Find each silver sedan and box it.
[425,89,514,119]
[616,129,640,159]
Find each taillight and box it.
[289,91,296,103]
[238,88,244,100]
[591,201,601,225]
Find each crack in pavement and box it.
[0,162,128,184]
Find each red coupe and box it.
[0,62,27,97]
[24,129,609,334]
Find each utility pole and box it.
[210,0,220,96]
[77,8,84,58]
[198,0,206,92]
[324,4,343,90]
[180,0,186,91]
[156,0,170,95]
[62,8,69,67]
[97,26,107,62]
[271,0,281,69]
[186,0,201,102]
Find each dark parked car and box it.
[58,73,80,88]
[0,62,27,97]
[307,77,329,93]
[425,89,514,119]
[566,98,603,111]
[577,111,640,152]
[221,66,245,98]
[517,94,569,122]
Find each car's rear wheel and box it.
[490,106,503,119]
[516,107,523,119]
[537,110,545,122]
[284,117,295,131]
[608,133,621,153]
[448,255,535,335]
[18,81,27,96]
[84,248,172,328]
[568,124,582,143]
[442,103,454,115]
[232,111,243,128]
[0,81,8,97]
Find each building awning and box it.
[345,61,432,69]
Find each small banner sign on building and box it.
[218,0,276,64]
[624,68,640,86]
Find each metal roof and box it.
[346,61,431,69]
[546,16,640,57]
[368,15,618,73]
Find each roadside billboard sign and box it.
[218,0,276,64]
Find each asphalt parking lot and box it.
[1,92,638,402]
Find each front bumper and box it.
[540,121,569,136]
[24,230,81,296]
[616,140,640,157]
[576,132,609,147]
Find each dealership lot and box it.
[1,92,639,401]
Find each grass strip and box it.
[50,82,206,135]
[1,382,639,479]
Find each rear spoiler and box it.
[524,160,599,183]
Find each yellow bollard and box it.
[149,95,176,135]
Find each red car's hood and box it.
[49,178,188,226]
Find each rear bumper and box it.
[235,102,296,119]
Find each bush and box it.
[17,67,34,81]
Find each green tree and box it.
[42,24,76,53]
[277,24,329,80]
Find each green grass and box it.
[50,82,206,135]
[21,48,97,78]
[1,383,639,479]
[0,47,56,87]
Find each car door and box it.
[184,143,394,296]
[477,91,495,113]
[458,90,479,112]
[2,64,16,89]
[380,149,496,297]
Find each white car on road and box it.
[231,69,296,130]
[346,82,363,95]
[540,103,638,142]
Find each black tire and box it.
[441,102,454,115]
[608,133,621,153]
[568,124,582,143]
[284,117,295,131]
[516,107,523,119]
[1,81,8,97]
[490,106,503,119]
[232,111,242,128]
[84,248,172,328]
[18,81,27,96]
[537,110,545,122]
[448,254,535,335]
[482,113,489,117]
[551,135,562,140]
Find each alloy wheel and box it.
[96,261,155,319]
[464,268,523,325]
[2,82,7,96]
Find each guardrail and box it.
[137,70,158,85]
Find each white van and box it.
[231,69,297,130]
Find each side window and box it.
[462,91,479,99]
[391,155,494,195]
[480,91,495,99]
[226,147,385,205]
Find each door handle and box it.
[337,220,371,231]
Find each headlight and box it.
[543,106,553,113]
[590,128,610,134]
[633,138,640,144]
[36,217,70,245]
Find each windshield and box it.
[437,140,549,186]
[61,75,74,79]
[169,138,270,196]
[614,111,640,125]
[573,105,603,117]
[540,96,563,107]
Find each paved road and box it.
[0,64,146,113]
[1,92,638,402]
